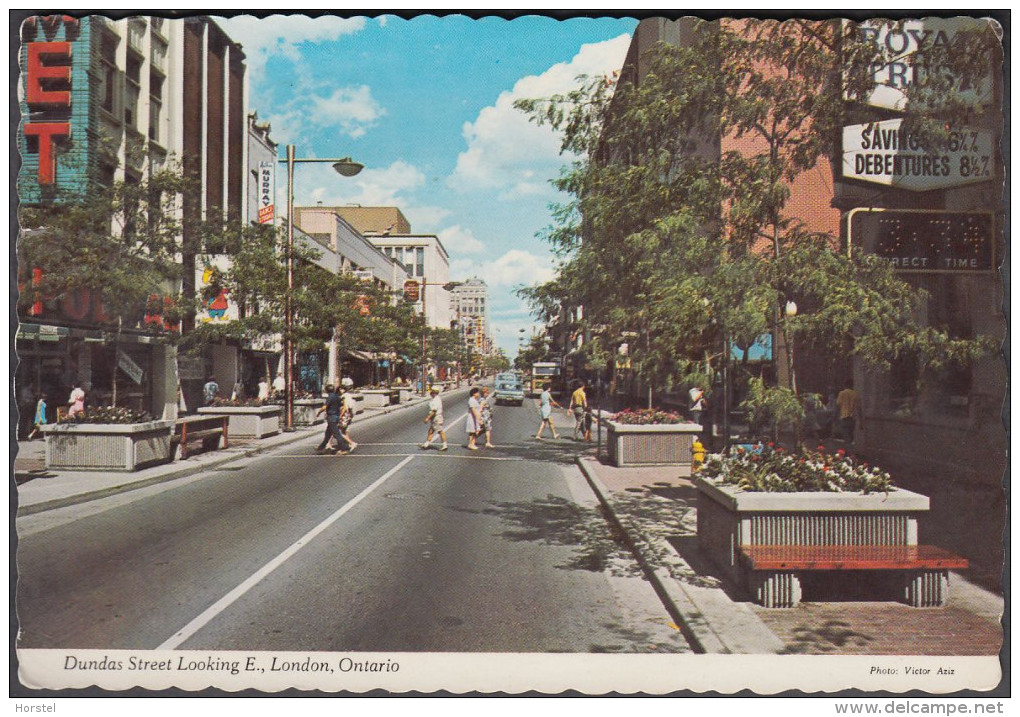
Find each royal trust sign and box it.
[842,119,994,191]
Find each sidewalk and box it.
[575,453,1004,656]
[14,395,431,516]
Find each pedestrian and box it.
[466,387,483,450]
[569,380,588,440]
[535,382,562,440]
[420,386,448,451]
[689,385,706,428]
[67,383,86,418]
[28,393,47,439]
[479,386,494,447]
[272,373,286,398]
[338,384,358,450]
[836,379,863,444]
[315,385,352,454]
[583,405,594,442]
[231,379,244,401]
[203,376,220,405]
[257,377,270,401]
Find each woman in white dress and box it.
[466,387,483,450]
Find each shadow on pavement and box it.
[450,494,642,576]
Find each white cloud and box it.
[450,248,556,289]
[448,34,631,194]
[438,225,486,254]
[215,15,366,73]
[310,86,386,139]
[403,205,452,230]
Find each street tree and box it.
[18,164,201,406]
[515,17,999,438]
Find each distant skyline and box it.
[215,13,638,357]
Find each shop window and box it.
[415,247,424,277]
[887,274,974,417]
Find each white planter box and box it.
[694,475,939,606]
[605,420,702,467]
[292,399,325,426]
[42,419,175,472]
[397,388,414,403]
[358,389,399,409]
[197,405,281,439]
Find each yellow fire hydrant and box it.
[691,439,706,472]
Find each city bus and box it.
[529,362,561,395]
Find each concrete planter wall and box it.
[197,405,281,439]
[397,388,414,403]
[42,419,175,472]
[694,475,930,584]
[358,389,399,409]
[292,399,325,426]
[605,420,702,467]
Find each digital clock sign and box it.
[848,209,994,273]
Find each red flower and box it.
[817,445,825,451]
[836,449,846,457]
[767,442,775,448]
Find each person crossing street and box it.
[315,385,352,455]
[420,386,448,451]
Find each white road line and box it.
[156,454,415,650]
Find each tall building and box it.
[450,279,491,355]
[614,18,1005,564]
[16,14,250,427]
[369,235,453,329]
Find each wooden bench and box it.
[740,544,969,608]
[174,415,229,459]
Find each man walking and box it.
[836,379,863,445]
[421,386,448,451]
[316,385,352,454]
[569,380,588,441]
[203,376,220,406]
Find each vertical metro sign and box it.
[258,161,275,224]
[23,16,77,184]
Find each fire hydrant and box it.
[691,439,706,472]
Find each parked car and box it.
[493,373,525,406]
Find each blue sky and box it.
[214,13,638,357]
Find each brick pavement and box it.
[577,451,1004,656]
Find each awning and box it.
[345,350,375,362]
[16,323,165,345]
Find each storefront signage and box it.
[848,209,994,273]
[117,350,144,384]
[403,279,420,303]
[853,18,994,111]
[842,120,994,191]
[257,161,275,224]
[22,16,78,184]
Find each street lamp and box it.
[282,145,363,430]
[416,279,463,395]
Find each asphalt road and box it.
[16,387,690,653]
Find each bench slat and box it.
[740,544,968,571]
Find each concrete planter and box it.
[396,388,414,403]
[197,405,281,439]
[358,389,399,409]
[694,475,930,585]
[292,399,325,426]
[605,420,702,467]
[42,419,175,472]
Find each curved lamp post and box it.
[282,145,363,430]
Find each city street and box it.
[16,388,690,654]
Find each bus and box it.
[529,362,561,395]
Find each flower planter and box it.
[694,475,935,603]
[604,419,702,467]
[197,405,281,439]
[292,399,325,426]
[42,419,175,472]
[396,388,414,403]
[358,389,399,409]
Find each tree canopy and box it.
[514,17,999,430]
